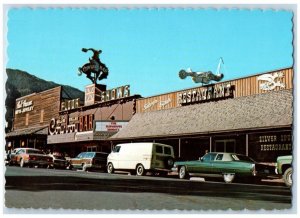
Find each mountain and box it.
[5,68,84,133]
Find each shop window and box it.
[214,139,236,153]
[87,146,97,152]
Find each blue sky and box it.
[6,8,293,97]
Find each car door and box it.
[82,152,93,166]
[108,146,121,168]
[212,153,236,174]
[190,153,217,173]
[211,153,225,174]
[15,149,25,164]
[71,152,85,168]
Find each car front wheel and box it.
[223,173,235,183]
[283,167,292,187]
[179,166,189,179]
[107,162,114,174]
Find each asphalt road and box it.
[4,166,293,212]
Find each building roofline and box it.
[139,66,293,99]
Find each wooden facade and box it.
[137,67,293,113]
[13,86,62,130]
[47,96,138,156]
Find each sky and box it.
[6,7,293,97]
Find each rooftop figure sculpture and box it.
[78,48,109,84]
[179,57,224,85]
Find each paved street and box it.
[4,166,292,212]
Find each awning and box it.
[6,126,48,138]
[47,131,116,144]
[111,89,293,140]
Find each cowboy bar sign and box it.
[178,83,234,105]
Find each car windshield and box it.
[27,149,45,155]
[232,154,254,162]
[113,146,121,153]
[76,153,85,158]
[202,153,217,161]
[85,153,95,158]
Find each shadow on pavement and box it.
[5,174,291,204]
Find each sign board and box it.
[49,114,94,135]
[177,83,234,106]
[15,99,34,115]
[95,121,128,132]
[61,98,80,111]
[257,71,286,91]
[85,84,130,106]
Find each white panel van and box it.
[107,142,175,176]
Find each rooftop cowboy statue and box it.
[78,48,109,84]
[179,58,224,85]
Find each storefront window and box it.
[214,139,236,153]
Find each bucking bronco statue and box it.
[78,48,109,84]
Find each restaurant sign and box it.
[178,83,234,105]
[15,99,34,115]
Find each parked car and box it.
[68,152,108,172]
[275,155,292,187]
[107,142,175,176]
[5,148,23,165]
[9,148,53,168]
[173,152,272,183]
[48,152,68,169]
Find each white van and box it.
[107,142,175,176]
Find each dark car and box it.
[173,152,273,183]
[49,152,68,169]
[69,152,108,172]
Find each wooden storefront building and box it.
[5,86,82,151]
[111,67,293,163]
[46,84,141,157]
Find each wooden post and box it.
[178,138,181,158]
[246,134,249,156]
